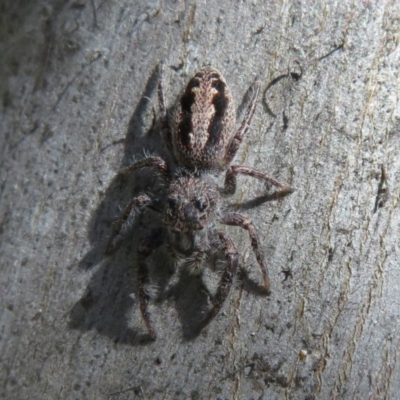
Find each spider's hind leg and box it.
[197,232,238,332]
[137,227,165,339]
[221,212,271,293]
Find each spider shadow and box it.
[69,66,214,344]
[69,66,169,345]
[69,66,279,344]
[168,269,272,341]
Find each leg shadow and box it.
[70,65,172,345]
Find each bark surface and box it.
[1,1,399,399]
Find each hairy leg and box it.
[223,83,260,166]
[106,194,153,254]
[119,156,168,177]
[137,227,165,339]
[186,249,206,274]
[221,212,271,293]
[221,165,292,197]
[197,232,238,331]
[106,156,168,253]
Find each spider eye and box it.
[195,199,208,212]
[168,198,178,209]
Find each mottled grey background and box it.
[1,1,399,399]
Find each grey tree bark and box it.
[1,1,399,399]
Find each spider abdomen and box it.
[173,67,236,170]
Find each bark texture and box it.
[1,1,399,399]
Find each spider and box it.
[106,65,292,338]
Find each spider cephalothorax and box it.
[163,175,219,233]
[106,65,292,338]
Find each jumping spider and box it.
[106,66,292,338]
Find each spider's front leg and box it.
[223,82,260,167]
[119,156,168,177]
[106,156,169,253]
[220,78,292,198]
[106,194,153,254]
[197,232,238,332]
[137,227,165,339]
[221,212,270,293]
[221,165,293,197]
